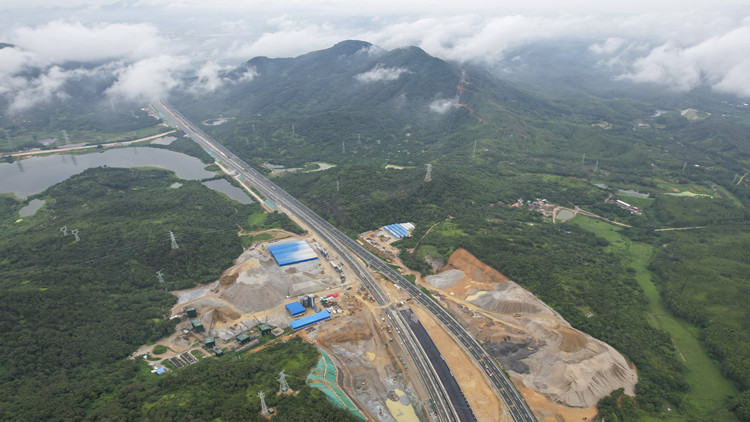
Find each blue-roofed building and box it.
[286,301,306,316]
[268,239,318,266]
[384,222,414,239]
[155,368,166,375]
[289,310,331,330]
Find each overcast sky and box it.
[2,0,750,110]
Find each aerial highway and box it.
[153,98,535,422]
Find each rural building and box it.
[614,199,643,215]
[259,323,272,336]
[204,337,215,348]
[191,319,204,333]
[285,301,306,316]
[186,307,197,318]
[289,310,331,330]
[268,239,318,266]
[214,348,224,357]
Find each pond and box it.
[0,147,215,198]
[202,179,253,204]
[18,199,46,217]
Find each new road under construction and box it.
[152,98,537,422]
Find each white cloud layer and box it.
[428,98,457,114]
[2,3,750,112]
[621,25,750,95]
[105,55,187,102]
[355,65,408,83]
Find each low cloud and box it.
[105,55,187,103]
[621,25,750,96]
[355,64,408,83]
[428,97,457,114]
[9,20,165,64]
[589,38,625,55]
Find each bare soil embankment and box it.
[424,248,637,417]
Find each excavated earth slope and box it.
[432,248,637,408]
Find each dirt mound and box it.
[219,258,259,286]
[558,327,587,353]
[470,291,543,315]
[444,248,510,284]
[220,281,284,314]
[432,249,637,409]
[424,269,464,289]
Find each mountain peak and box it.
[328,40,373,55]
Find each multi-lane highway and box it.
[152,99,536,422]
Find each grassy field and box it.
[574,216,738,420]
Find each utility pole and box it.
[259,391,269,416]
[424,163,432,182]
[169,231,179,250]
[278,370,290,394]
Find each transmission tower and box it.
[357,133,361,146]
[682,161,687,172]
[733,173,738,183]
[278,370,290,394]
[424,164,432,182]
[581,152,586,164]
[156,270,165,286]
[336,180,340,192]
[594,160,599,171]
[71,229,80,242]
[292,124,295,136]
[252,123,255,134]
[60,226,68,236]
[342,141,346,154]
[259,391,269,416]
[169,231,179,250]
[472,140,477,161]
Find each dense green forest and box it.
[0,167,345,420]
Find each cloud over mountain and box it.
[355,65,409,83]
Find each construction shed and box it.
[289,310,331,330]
[236,333,251,345]
[384,223,413,239]
[259,323,272,335]
[268,240,318,267]
[186,307,197,318]
[204,337,215,348]
[286,301,306,316]
[191,319,204,333]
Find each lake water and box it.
[202,179,253,204]
[0,147,214,199]
[18,199,46,217]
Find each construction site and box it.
[133,223,638,422]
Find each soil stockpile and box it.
[431,248,638,408]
